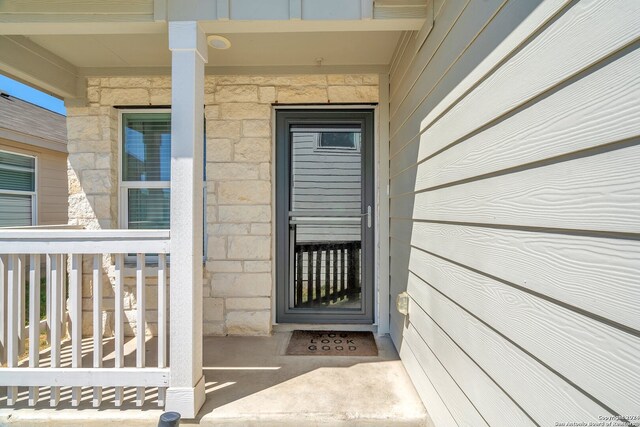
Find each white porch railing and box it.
[0,229,170,408]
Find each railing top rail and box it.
[0,229,170,254]
[0,229,169,238]
[0,224,84,230]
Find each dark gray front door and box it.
[276,109,375,323]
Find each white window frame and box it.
[117,109,207,260]
[118,108,172,230]
[0,149,37,226]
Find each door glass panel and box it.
[289,128,363,310]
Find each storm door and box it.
[276,110,374,323]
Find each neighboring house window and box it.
[0,150,36,227]
[120,112,172,230]
[316,130,361,151]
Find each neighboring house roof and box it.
[0,92,67,153]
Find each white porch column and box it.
[166,21,207,418]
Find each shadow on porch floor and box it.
[0,333,429,426]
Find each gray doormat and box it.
[286,330,378,356]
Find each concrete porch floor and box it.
[0,333,430,426]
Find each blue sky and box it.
[0,74,66,115]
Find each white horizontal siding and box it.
[388,0,640,424]
[391,143,640,233]
[404,319,533,426]
[391,220,640,331]
[292,132,362,242]
[390,45,640,192]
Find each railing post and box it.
[7,255,19,405]
[0,255,7,366]
[166,20,207,418]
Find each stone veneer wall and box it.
[67,74,379,337]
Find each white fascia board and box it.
[167,0,424,27]
[0,35,78,99]
[0,21,166,35]
[198,18,424,33]
[0,128,68,154]
[78,64,390,78]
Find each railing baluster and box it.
[345,247,349,299]
[7,255,19,405]
[296,249,302,307]
[340,249,345,300]
[28,254,41,406]
[355,244,361,296]
[331,249,338,302]
[18,255,26,356]
[157,253,167,407]
[348,244,352,298]
[70,254,83,406]
[353,244,357,297]
[92,254,103,407]
[45,254,51,345]
[136,253,146,406]
[315,247,321,305]
[60,254,67,342]
[324,248,330,304]
[114,254,125,406]
[306,248,312,306]
[0,255,7,366]
[49,254,61,406]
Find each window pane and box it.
[0,151,35,192]
[292,131,361,214]
[0,193,33,227]
[127,188,170,229]
[122,113,171,182]
[319,132,360,150]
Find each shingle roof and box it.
[0,93,67,146]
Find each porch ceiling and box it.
[0,29,402,99]
[27,31,402,68]
[0,0,424,98]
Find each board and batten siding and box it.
[388,0,640,425]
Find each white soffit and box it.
[27,31,401,68]
[27,34,171,68]
[206,32,402,66]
